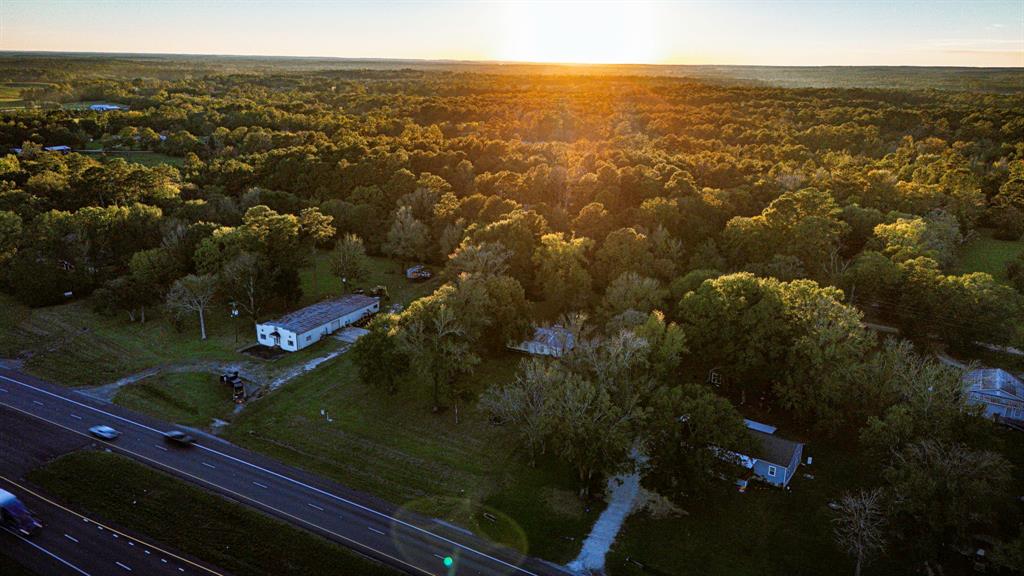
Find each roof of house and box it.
[528,325,575,350]
[43,145,71,151]
[744,419,777,435]
[260,295,378,334]
[964,368,1024,400]
[746,429,802,467]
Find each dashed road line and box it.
[201,462,216,469]
[64,533,79,543]
[307,503,324,511]
[252,481,268,488]
[368,526,386,536]
[32,400,43,406]
[70,413,83,420]
[115,561,132,571]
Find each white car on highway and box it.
[88,425,121,440]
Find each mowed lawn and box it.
[0,293,241,386]
[958,228,1024,283]
[223,351,598,562]
[113,372,235,427]
[298,252,442,308]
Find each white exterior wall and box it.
[257,300,379,352]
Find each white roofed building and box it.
[256,295,379,352]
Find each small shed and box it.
[256,295,379,352]
[508,325,575,358]
[43,145,71,154]
[963,368,1024,425]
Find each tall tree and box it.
[330,233,369,293]
[166,274,218,340]
[299,207,335,298]
[832,489,886,576]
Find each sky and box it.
[1,0,1022,67]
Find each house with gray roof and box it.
[508,325,575,358]
[963,368,1024,426]
[256,295,379,352]
[726,419,804,489]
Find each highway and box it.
[1,475,224,576]
[0,367,570,576]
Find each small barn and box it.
[727,420,804,489]
[963,368,1024,425]
[508,325,575,358]
[256,295,380,352]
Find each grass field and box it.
[298,253,443,308]
[223,351,597,562]
[113,372,235,427]
[958,228,1024,283]
[0,254,434,387]
[28,451,400,576]
[0,293,242,386]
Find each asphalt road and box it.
[0,475,224,576]
[0,367,571,576]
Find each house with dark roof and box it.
[255,295,379,352]
[963,368,1024,426]
[508,325,575,358]
[727,420,804,489]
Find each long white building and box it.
[256,295,380,352]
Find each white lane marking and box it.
[116,561,132,571]
[433,554,443,559]
[179,569,185,573]
[97,525,104,531]
[70,413,83,420]
[144,550,151,555]
[0,387,7,392]
[112,533,119,538]
[307,503,324,511]
[128,541,134,546]
[367,526,386,536]
[32,400,43,406]
[2,527,92,576]
[155,445,168,451]
[252,481,268,488]
[161,559,168,564]
[0,374,537,576]
[202,462,216,469]
[64,533,79,543]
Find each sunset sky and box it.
[2,0,1021,67]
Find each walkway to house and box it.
[567,450,646,575]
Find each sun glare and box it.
[497,2,661,64]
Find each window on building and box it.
[306,335,311,341]
[767,465,777,477]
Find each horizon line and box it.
[3,49,1022,70]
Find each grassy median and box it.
[28,451,400,576]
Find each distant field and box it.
[957,228,1024,282]
[29,451,400,576]
[113,372,235,427]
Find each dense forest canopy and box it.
[3,55,1024,574]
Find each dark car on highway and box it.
[0,489,42,536]
[162,430,196,446]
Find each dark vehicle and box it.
[221,371,245,404]
[0,489,42,536]
[162,430,196,446]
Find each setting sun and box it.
[497,1,662,64]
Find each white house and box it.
[963,368,1024,425]
[508,325,575,358]
[256,295,379,352]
